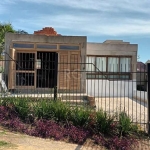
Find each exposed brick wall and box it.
[34,27,61,36]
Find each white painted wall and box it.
[87,42,137,80]
[133,90,147,103]
[86,79,136,98]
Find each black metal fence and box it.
[0,59,149,133]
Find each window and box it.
[108,57,119,72]
[16,73,34,86]
[96,57,106,72]
[16,53,35,71]
[120,57,131,72]
[87,56,131,79]
[86,57,95,72]
[37,44,57,49]
[59,45,79,50]
[13,43,34,48]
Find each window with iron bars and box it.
[86,56,132,80]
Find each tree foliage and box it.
[0,23,15,56]
[0,22,28,58]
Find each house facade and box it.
[86,40,137,97]
[4,28,86,93]
[4,27,137,96]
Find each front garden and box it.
[0,97,147,150]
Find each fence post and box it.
[147,63,150,135]
[54,86,57,101]
[54,53,58,101]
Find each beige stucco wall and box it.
[5,33,87,72]
[87,41,138,80]
[4,33,87,92]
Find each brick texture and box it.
[34,27,61,36]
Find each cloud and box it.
[14,13,150,36]
[18,0,150,13]
[1,0,150,36]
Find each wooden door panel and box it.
[8,49,16,89]
[59,52,69,89]
[69,52,80,90]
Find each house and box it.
[136,62,147,91]
[4,27,86,93]
[4,27,137,97]
[86,41,137,97]
[146,60,150,64]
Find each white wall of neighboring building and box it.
[87,41,138,80]
[86,79,136,98]
[133,90,147,103]
[86,40,138,98]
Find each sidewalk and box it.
[0,127,105,150]
[0,126,150,150]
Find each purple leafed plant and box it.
[93,135,138,150]
[0,105,140,149]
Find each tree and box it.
[137,55,140,61]
[15,29,28,34]
[0,23,15,57]
[0,22,28,59]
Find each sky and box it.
[0,0,150,63]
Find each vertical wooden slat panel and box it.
[59,52,69,89]
[8,49,15,89]
[70,51,80,90]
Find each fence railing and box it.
[0,59,149,133]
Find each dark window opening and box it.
[36,52,58,88]
[60,45,79,50]
[16,53,35,70]
[37,44,57,49]
[13,43,34,48]
[16,73,34,86]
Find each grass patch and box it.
[0,141,8,147]
[0,140,16,148]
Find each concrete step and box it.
[61,99,88,104]
[61,99,89,108]
[61,95,88,100]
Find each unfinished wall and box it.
[4,33,87,92]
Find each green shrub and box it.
[33,100,71,122]
[13,97,30,120]
[0,97,14,107]
[51,101,71,122]
[118,112,138,136]
[0,97,31,121]
[33,99,53,120]
[95,110,114,135]
[70,107,91,128]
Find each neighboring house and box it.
[86,41,137,97]
[4,27,138,97]
[136,62,147,91]
[146,60,150,64]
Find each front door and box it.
[36,52,58,88]
[59,51,81,91]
